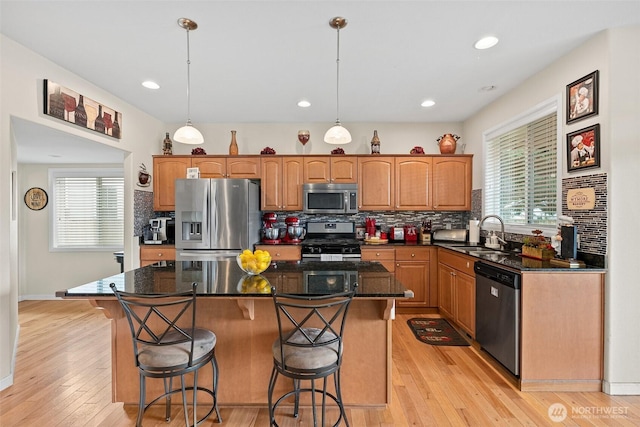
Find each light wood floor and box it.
[2,300,640,426]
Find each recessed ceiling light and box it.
[474,36,499,50]
[421,100,436,108]
[142,81,160,90]
[297,100,311,108]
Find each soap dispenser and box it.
[489,231,499,247]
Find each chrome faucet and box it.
[479,214,506,249]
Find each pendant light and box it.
[324,17,352,145]
[173,18,204,145]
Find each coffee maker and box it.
[261,212,280,244]
[144,218,173,244]
[282,216,305,244]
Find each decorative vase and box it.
[162,132,173,155]
[229,130,239,155]
[437,133,460,154]
[370,130,381,154]
[522,246,555,260]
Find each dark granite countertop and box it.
[57,259,411,299]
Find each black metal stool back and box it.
[268,284,357,427]
[110,282,221,426]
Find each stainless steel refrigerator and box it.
[175,178,261,260]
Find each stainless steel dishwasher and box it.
[475,261,521,376]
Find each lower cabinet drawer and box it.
[255,244,301,261]
[140,246,176,267]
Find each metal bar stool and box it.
[268,284,357,427]
[110,282,221,426]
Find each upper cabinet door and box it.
[432,156,472,211]
[303,157,331,183]
[226,157,261,178]
[282,157,303,210]
[191,157,225,178]
[358,157,395,210]
[153,156,191,211]
[330,157,357,183]
[395,157,432,210]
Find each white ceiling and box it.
[2,1,640,163]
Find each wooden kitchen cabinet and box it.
[361,247,395,272]
[153,155,260,211]
[303,156,357,183]
[395,156,432,210]
[437,248,476,337]
[153,156,191,211]
[191,156,260,179]
[432,156,472,211]
[395,246,435,309]
[260,156,303,211]
[140,245,176,267]
[357,157,395,210]
[254,244,301,261]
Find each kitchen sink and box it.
[449,246,503,252]
[467,250,507,256]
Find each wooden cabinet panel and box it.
[330,157,357,183]
[282,157,304,210]
[191,157,225,178]
[361,247,395,273]
[153,157,190,211]
[438,248,476,337]
[432,156,472,210]
[303,156,356,183]
[395,157,432,210]
[454,271,475,336]
[437,263,455,319]
[303,157,330,183]
[260,156,303,211]
[395,247,431,308]
[140,246,176,267]
[254,244,301,261]
[226,157,261,178]
[358,157,394,210]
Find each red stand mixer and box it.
[261,212,280,244]
[281,216,305,244]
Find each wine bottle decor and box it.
[370,130,381,154]
[229,130,239,155]
[74,95,87,127]
[94,105,105,134]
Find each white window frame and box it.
[482,95,562,237]
[49,168,124,252]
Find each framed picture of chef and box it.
[567,124,600,172]
[566,70,599,124]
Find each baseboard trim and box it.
[602,381,640,395]
[0,324,20,391]
[18,294,61,301]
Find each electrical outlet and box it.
[446,223,452,230]
[577,233,581,249]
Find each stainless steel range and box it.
[301,222,361,261]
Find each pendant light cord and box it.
[335,26,341,124]
[185,28,192,124]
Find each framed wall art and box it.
[24,187,48,211]
[44,79,122,139]
[567,124,600,172]
[566,70,598,124]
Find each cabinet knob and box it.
[411,253,415,257]
[376,252,380,256]
[158,253,163,257]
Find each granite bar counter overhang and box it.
[57,260,411,407]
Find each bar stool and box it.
[268,284,357,427]
[110,282,221,426]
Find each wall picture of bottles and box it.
[43,79,122,139]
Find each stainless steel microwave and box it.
[303,183,358,214]
[303,270,357,293]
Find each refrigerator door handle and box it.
[210,181,217,244]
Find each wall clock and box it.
[24,187,48,211]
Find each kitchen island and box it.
[57,260,411,407]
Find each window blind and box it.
[51,169,124,250]
[484,111,557,227]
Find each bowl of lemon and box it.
[237,249,272,275]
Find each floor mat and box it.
[407,318,470,346]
